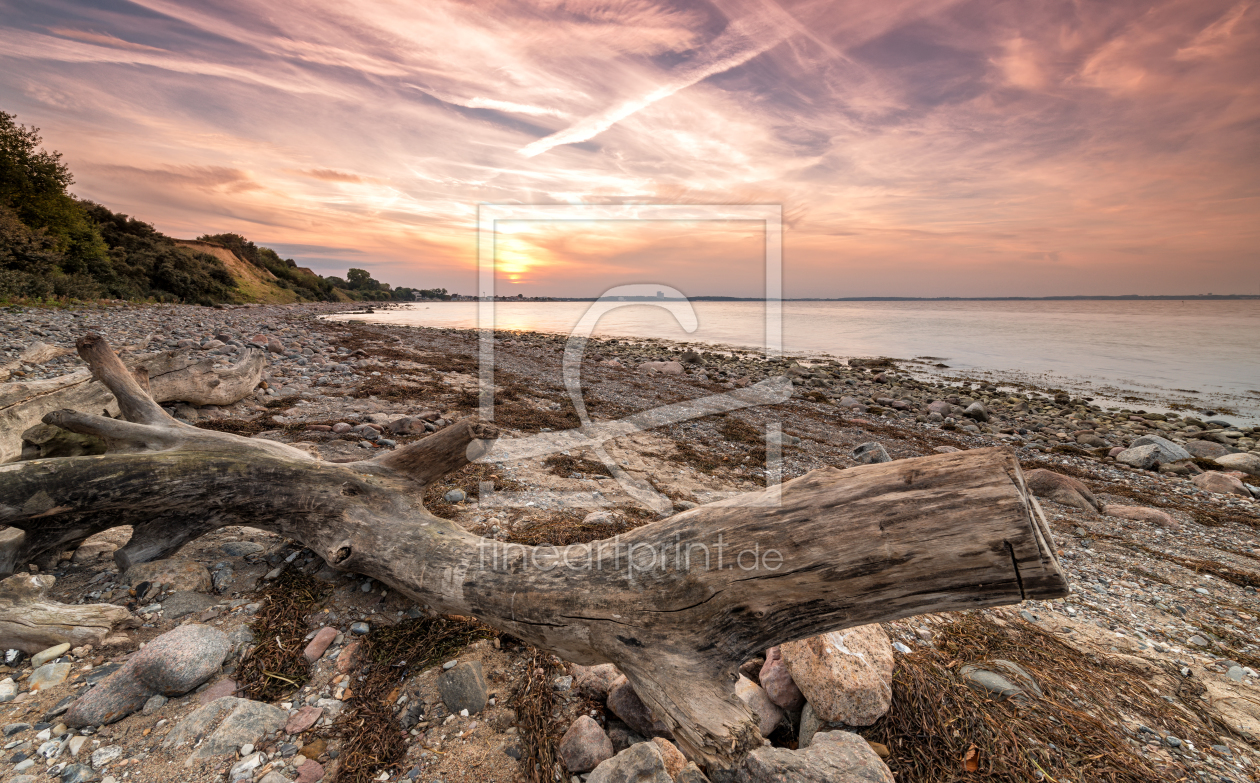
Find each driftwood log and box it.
[0,344,267,462]
[0,340,73,381]
[0,334,1069,776]
[0,573,131,653]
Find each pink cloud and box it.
[48,28,167,53]
[0,0,1254,296]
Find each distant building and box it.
[656,290,664,298]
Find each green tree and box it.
[0,204,58,274]
[0,111,109,274]
[198,233,260,265]
[346,267,376,290]
[87,202,236,303]
[0,204,58,298]
[0,112,73,214]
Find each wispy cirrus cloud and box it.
[518,7,796,156]
[85,163,261,192]
[0,0,1255,295]
[47,27,168,52]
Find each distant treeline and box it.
[191,231,444,303]
[0,109,427,305]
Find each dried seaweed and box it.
[422,462,526,517]
[505,509,650,546]
[669,440,724,473]
[543,453,614,478]
[491,402,582,433]
[236,569,331,702]
[861,612,1221,782]
[719,416,763,445]
[511,648,566,783]
[1094,535,1260,590]
[193,417,281,436]
[350,371,448,402]
[330,615,495,783]
[1190,616,1260,672]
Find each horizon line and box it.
[439,294,1260,302]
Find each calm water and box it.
[329,300,1260,421]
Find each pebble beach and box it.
[1,300,1259,783]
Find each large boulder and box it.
[638,361,684,375]
[852,442,891,465]
[588,741,673,783]
[607,676,671,738]
[65,624,229,726]
[1077,433,1109,448]
[1214,453,1260,477]
[759,647,805,711]
[780,625,894,726]
[735,675,783,737]
[1115,444,1161,470]
[558,715,614,773]
[1023,469,1103,514]
[739,730,894,782]
[123,559,212,593]
[161,591,219,619]
[162,696,286,761]
[1106,506,1179,529]
[651,738,688,778]
[798,701,836,747]
[437,661,488,715]
[962,402,988,422]
[573,663,622,699]
[1184,440,1234,460]
[1129,435,1192,464]
[927,400,961,417]
[1193,471,1252,498]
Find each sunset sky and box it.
[1,0,1257,297]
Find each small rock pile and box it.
[560,624,899,781]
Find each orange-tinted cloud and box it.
[0,0,1255,295]
[292,168,373,184]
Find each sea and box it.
[327,299,1260,423]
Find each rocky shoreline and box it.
[1,301,1258,783]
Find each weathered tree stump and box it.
[0,333,1069,776]
[0,344,267,463]
[0,573,130,653]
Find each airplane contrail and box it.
[517,16,791,157]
